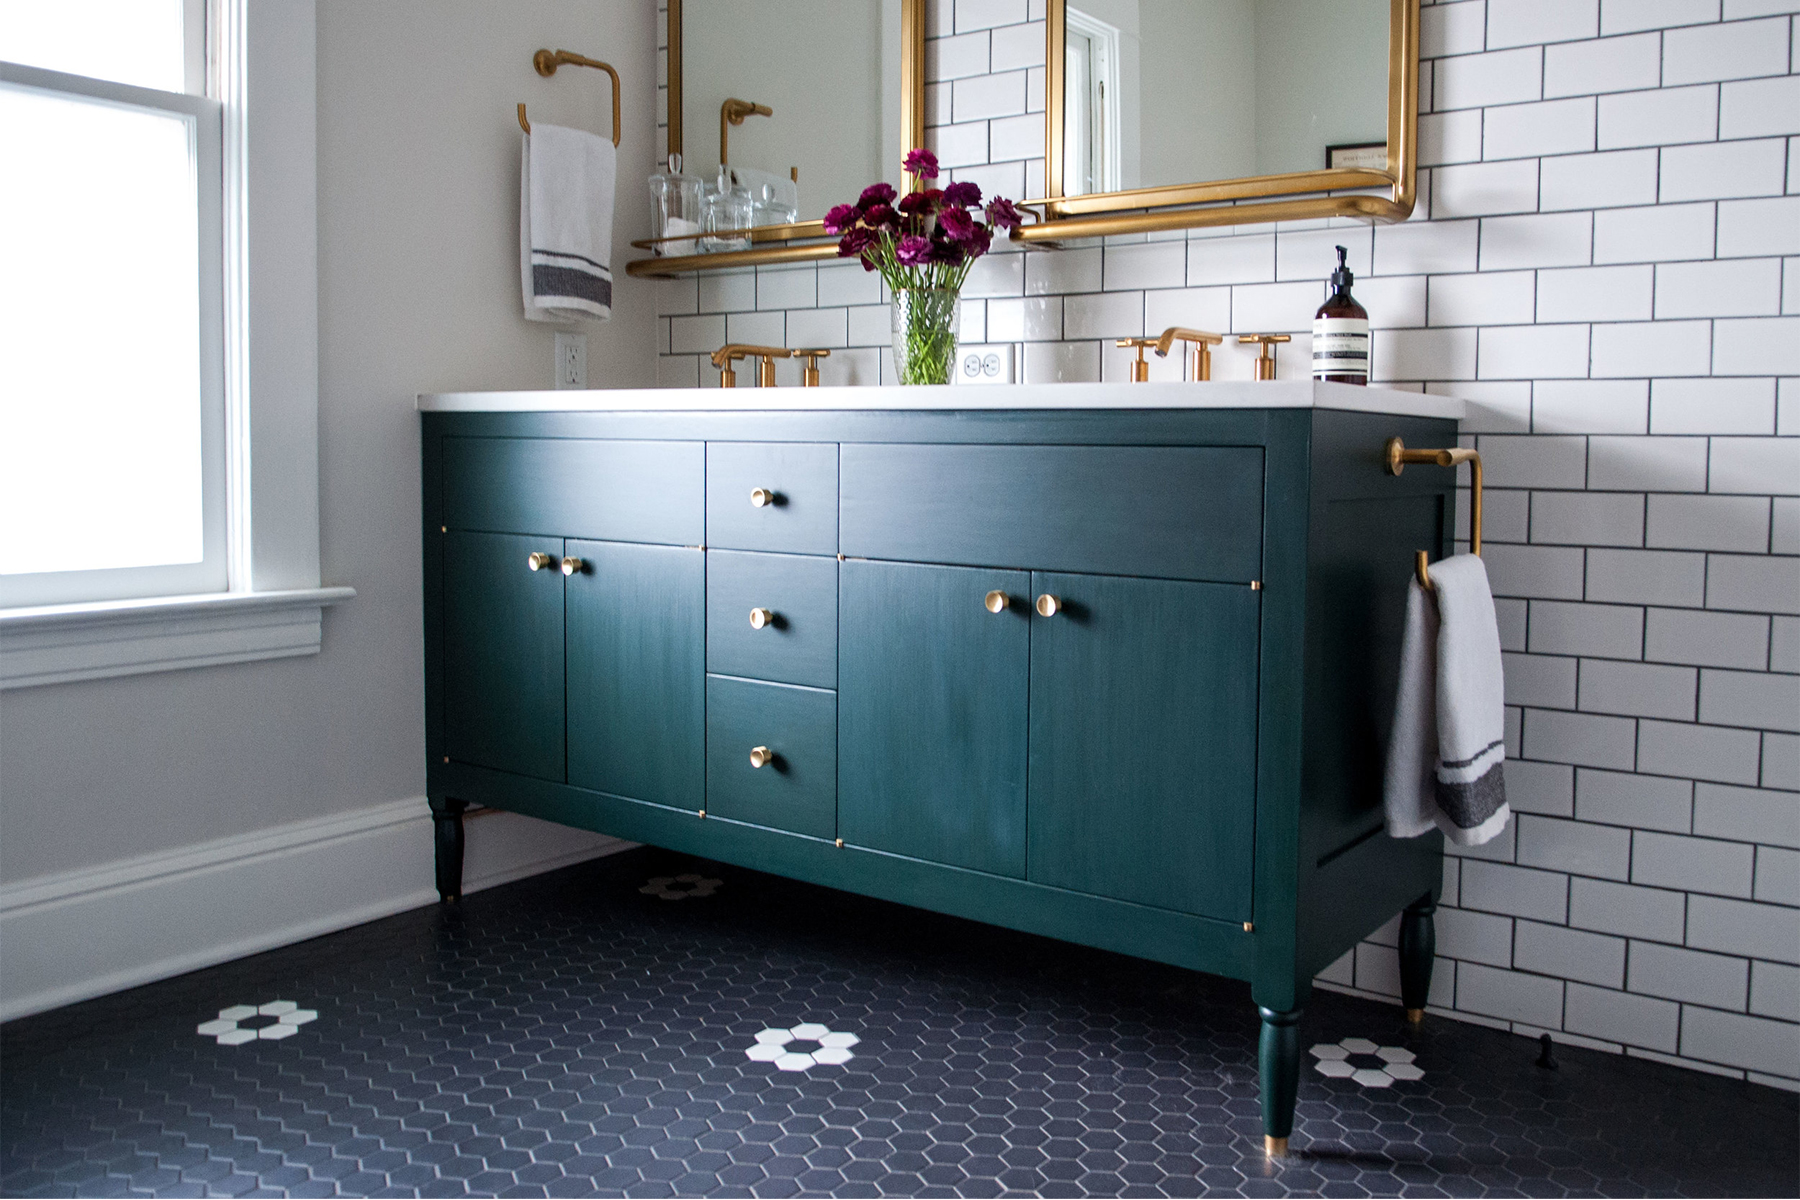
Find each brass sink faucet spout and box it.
[711,343,791,387]
[1153,327,1225,381]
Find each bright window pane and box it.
[0,0,185,92]
[0,85,204,576]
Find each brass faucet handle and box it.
[1237,333,1291,380]
[1115,338,1156,383]
[793,348,831,387]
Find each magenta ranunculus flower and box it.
[984,197,1023,230]
[895,234,933,266]
[858,182,897,209]
[959,224,993,258]
[928,234,965,265]
[823,203,860,234]
[903,148,940,180]
[896,190,933,216]
[937,206,976,241]
[942,181,981,208]
[862,203,898,229]
[838,227,875,259]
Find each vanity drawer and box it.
[840,444,1263,582]
[444,436,703,544]
[706,675,836,839]
[706,442,838,555]
[707,550,837,689]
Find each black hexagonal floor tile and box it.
[3,847,1794,1197]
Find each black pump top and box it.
[1329,244,1354,292]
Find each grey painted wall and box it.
[0,1,658,883]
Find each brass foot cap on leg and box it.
[1264,1136,1289,1157]
[1405,1007,1425,1024]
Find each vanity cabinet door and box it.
[1026,572,1260,921]
[565,540,705,808]
[839,559,1030,877]
[442,531,566,781]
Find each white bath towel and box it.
[1385,554,1511,846]
[520,123,615,322]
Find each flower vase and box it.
[891,287,961,386]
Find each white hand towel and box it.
[520,123,616,323]
[1385,553,1511,846]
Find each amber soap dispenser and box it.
[1312,245,1369,384]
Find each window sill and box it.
[0,587,355,690]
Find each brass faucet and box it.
[1115,338,1158,382]
[792,348,831,387]
[1237,333,1291,380]
[711,343,791,387]
[1153,327,1225,381]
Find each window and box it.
[0,1,347,689]
[1,0,225,608]
[1063,8,1121,198]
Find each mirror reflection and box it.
[1059,0,1390,198]
[678,0,901,229]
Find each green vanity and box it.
[418,381,1460,1154]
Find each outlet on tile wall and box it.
[651,0,1800,1087]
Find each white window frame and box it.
[1064,7,1122,197]
[0,0,350,689]
[0,60,230,608]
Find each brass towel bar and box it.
[1384,437,1483,592]
[518,49,621,147]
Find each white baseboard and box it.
[0,796,630,1022]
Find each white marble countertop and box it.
[418,380,1464,420]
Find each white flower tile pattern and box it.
[743,1022,860,1072]
[1310,1037,1424,1088]
[196,1001,318,1045]
[638,874,722,901]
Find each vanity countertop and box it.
[418,380,1463,420]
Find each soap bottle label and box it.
[1312,317,1370,381]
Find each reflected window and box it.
[1064,8,1121,197]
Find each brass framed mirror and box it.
[1021,0,1419,242]
[626,0,926,277]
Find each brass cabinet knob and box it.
[527,551,555,572]
[749,745,775,768]
[750,487,776,507]
[984,590,1010,614]
[749,606,774,629]
[1036,594,1061,617]
[560,556,584,576]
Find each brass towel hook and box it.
[720,97,772,166]
[1385,437,1483,591]
[518,49,621,146]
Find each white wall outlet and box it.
[953,343,1016,385]
[554,331,587,389]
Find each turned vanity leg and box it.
[1257,1004,1304,1157]
[1399,893,1437,1024]
[428,796,468,902]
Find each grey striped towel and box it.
[1385,553,1511,846]
[520,123,615,323]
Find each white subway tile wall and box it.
[653,0,1800,1086]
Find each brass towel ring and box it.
[518,49,621,146]
[1385,437,1483,592]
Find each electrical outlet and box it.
[554,331,587,389]
[953,343,1015,385]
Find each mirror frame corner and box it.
[1022,0,1420,242]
